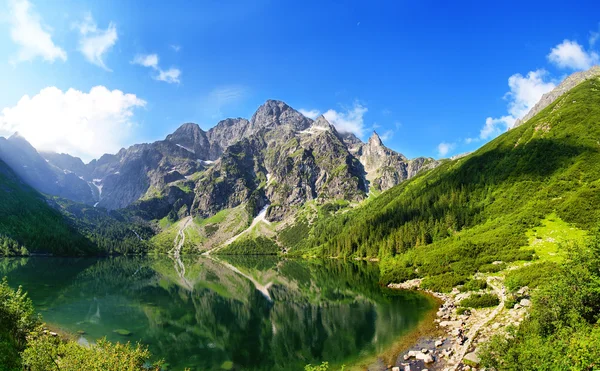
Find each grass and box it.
[524,212,588,263]
[195,208,232,226]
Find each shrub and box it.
[459,278,488,292]
[505,261,559,291]
[22,337,162,371]
[478,262,506,273]
[459,293,500,308]
[421,272,468,293]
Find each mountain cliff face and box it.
[352,131,439,192]
[0,99,437,226]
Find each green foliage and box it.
[480,235,600,369]
[421,272,467,293]
[459,278,488,292]
[0,160,96,256]
[305,362,329,371]
[22,337,162,371]
[478,262,506,273]
[304,362,346,371]
[0,235,28,257]
[55,199,155,255]
[293,78,600,288]
[279,219,310,250]
[216,237,280,255]
[504,261,559,291]
[0,277,40,370]
[0,277,163,370]
[459,293,500,308]
[456,307,471,315]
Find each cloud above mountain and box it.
[0,86,146,161]
[467,69,556,143]
[7,0,67,64]
[548,40,599,71]
[132,53,181,84]
[73,12,117,71]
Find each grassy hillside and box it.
[0,160,96,255]
[294,77,600,290]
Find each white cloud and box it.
[323,102,368,137]
[131,53,181,84]
[7,0,67,63]
[480,116,515,140]
[437,142,455,157]
[170,44,181,52]
[468,69,555,143]
[505,70,556,119]
[132,53,158,69]
[547,39,598,70]
[299,109,320,119]
[73,13,117,71]
[379,130,394,142]
[0,86,146,161]
[155,67,181,84]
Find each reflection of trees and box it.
[1,256,435,371]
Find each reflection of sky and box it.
[0,256,434,371]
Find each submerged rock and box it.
[113,329,132,336]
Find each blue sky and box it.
[0,0,599,161]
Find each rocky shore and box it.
[387,273,531,371]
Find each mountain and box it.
[0,133,96,204]
[292,70,600,290]
[352,131,438,192]
[0,100,436,235]
[0,157,95,255]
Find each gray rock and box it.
[464,351,481,365]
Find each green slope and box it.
[295,77,600,290]
[0,159,96,255]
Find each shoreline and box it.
[387,273,530,371]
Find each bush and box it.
[456,307,471,315]
[505,261,559,291]
[480,237,600,369]
[459,293,500,308]
[421,272,468,293]
[22,337,162,371]
[478,262,506,273]
[459,278,488,292]
[0,277,40,369]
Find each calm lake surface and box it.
[0,256,435,370]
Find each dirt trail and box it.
[448,276,506,370]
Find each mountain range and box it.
[3,67,600,261]
[0,99,438,254]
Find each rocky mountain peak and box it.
[167,123,205,142]
[311,115,338,133]
[368,131,383,147]
[251,99,311,131]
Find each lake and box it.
[0,256,436,370]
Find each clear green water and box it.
[0,256,435,370]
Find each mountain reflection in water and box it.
[0,256,435,370]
